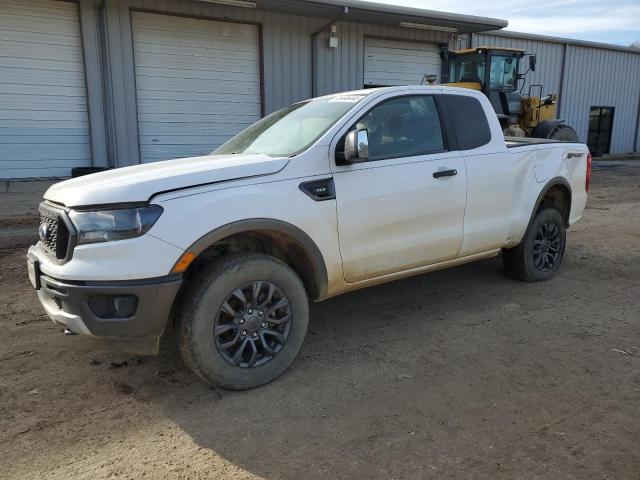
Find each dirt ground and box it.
[1,166,639,480]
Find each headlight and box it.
[69,205,163,245]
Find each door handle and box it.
[433,169,458,179]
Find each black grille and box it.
[39,203,70,260]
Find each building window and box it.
[587,107,614,155]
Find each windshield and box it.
[449,53,485,84]
[489,55,518,90]
[214,94,366,156]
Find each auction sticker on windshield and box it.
[329,95,365,103]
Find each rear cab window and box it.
[443,95,492,150]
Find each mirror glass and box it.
[344,130,357,161]
[356,130,369,159]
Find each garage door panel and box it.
[0,30,82,48]
[132,12,261,163]
[0,56,85,72]
[138,112,259,124]
[2,143,91,161]
[0,67,86,87]
[0,41,83,62]
[135,82,259,96]
[139,123,253,135]
[135,57,260,72]
[1,160,88,169]
[0,94,87,107]
[366,61,441,74]
[364,38,441,87]
[136,90,259,103]
[0,127,89,137]
[0,108,89,122]
[139,134,237,145]
[134,30,259,48]
[135,55,259,71]
[0,135,90,145]
[137,16,257,38]
[134,43,258,62]
[364,54,442,66]
[1,0,81,18]
[135,67,260,83]
[2,166,84,179]
[0,0,91,179]
[0,83,88,98]
[365,46,439,58]
[0,120,88,130]
[137,100,261,115]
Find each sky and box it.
[367,0,640,46]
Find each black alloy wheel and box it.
[214,281,292,368]
[502,207,566,282]
[532,221,562,272]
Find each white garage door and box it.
[131,12,261,163]
[364,38,442,87]
[0,0,91,179]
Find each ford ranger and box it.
[27,86,591,390]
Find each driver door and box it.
[331,94,467,283]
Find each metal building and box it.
[1,0,639,179]
[471,30,640,156]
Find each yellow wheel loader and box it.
[441,46,578,141]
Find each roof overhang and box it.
[220,0,508,33]
[454,46,526,55]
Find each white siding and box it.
[0,0,91,179]
[131,11,261,163]
[364,38,441,87]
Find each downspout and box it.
[311,6,349,97]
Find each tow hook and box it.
[63,329,77,336]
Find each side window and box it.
[354,95,445,161]
[445,95,492,150]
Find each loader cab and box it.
[444,47,526,128]
[446,47,524,92]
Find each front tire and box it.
[176,253,309,390]
[503,208,566,282]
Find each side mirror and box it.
[529,55,537,72]
[344,129,369,163]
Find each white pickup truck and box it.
[28,86,591,389]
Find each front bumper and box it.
[30,248,182,342]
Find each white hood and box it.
[44,154,289,207]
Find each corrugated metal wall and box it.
[472,32,640,153]
[100,0,325,167]
[315,21,461,95]
[7,0,637,177]
[97,0,466,167]
[561,45,640,154]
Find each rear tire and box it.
[548,125,578,142]
[503,208,566,282]
[176,253,309,390]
